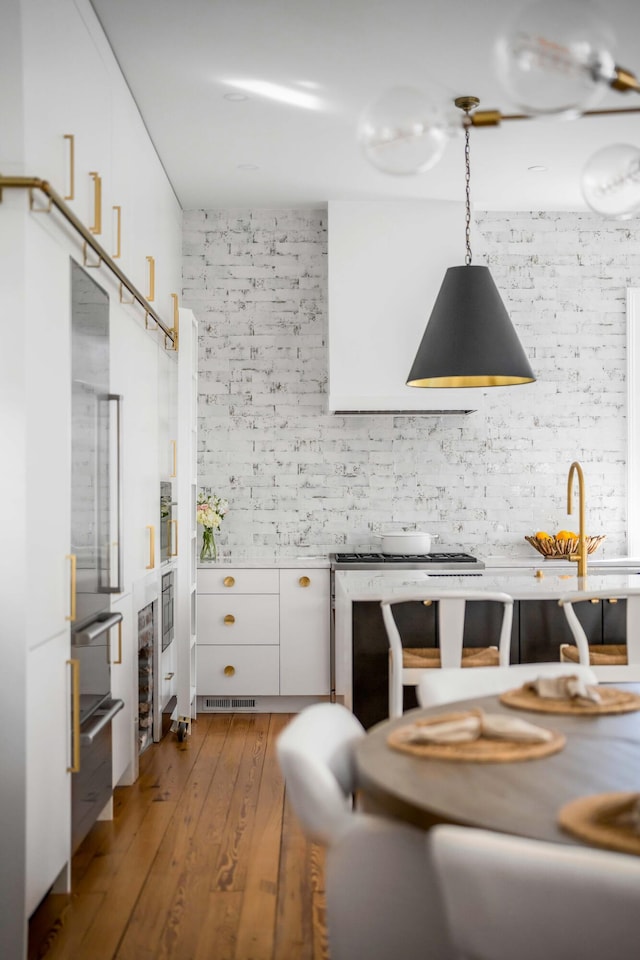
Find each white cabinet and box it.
[110,592,136,787]
[280,568,331,695]
[328,200,484,415]
[196,566,330,699]
[26,631,71,917]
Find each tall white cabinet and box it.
[2,2,190,956]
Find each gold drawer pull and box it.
[608,598,619,604]
[66,553,77,622]
[299,576,311,587]
[63,133,75,200]
[113,621,123,665]
[112,205,122,259]
[224,576,235,588]
[224,665,235,677]
[590,598,600,604]
[146,524,155,569]
[223,614,235,625]
[146,255,155,301]
[422,600,433,607]
[89,171,102,235]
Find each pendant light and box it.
[406,97,536,389]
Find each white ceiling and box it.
[90,0,640,211]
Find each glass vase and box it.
[200,526,217,562]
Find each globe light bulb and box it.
[494,0,615,118]
[357,86,452,176]
[581,144,640,219]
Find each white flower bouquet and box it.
[197,492,229,561]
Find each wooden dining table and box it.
[354,684,640,846]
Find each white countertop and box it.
[197,554,330,569]
[334,569,640,601]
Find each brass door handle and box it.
[66,553,77,621]
[223,614,235,625]
[63,133,75,200]
[146,255,155,301]
[299,576,311,587]
[112,205,122,259]
[224,665,235,677]
[112,621,123,665]
[89,171,102,235]
[170,518,179,556]
[67,658,80,773]
[223,576,235,588]
[146,525,155,569]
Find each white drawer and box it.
[197,594,279,645]
[197,645,280,695]
[198,568,279,594]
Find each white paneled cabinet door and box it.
[110,592,136,787]
[111,307,160,589]
[26,631,71,917]
[280,569,330,695]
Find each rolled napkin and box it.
[396,710,554,746]
[524,675,602,704]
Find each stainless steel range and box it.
[331,551,484,571]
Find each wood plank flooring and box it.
[28,713,328,960]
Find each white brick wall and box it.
[183,208,634,558]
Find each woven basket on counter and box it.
[524,534,606,559]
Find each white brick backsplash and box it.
[183,207,634,558]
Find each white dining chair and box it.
[417,661,598,709]
[380,591,514,718]
[276,703,454,960]
[430,824,640,960]
[559,590,640,681]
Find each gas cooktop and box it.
[331,552,484,571]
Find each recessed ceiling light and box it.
[224,92,249,102]
[528,165,548,172]
[237,163,259,172]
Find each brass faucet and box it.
[567,461,588,578]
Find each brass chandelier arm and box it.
[471,105,640,127]
[0,175,176,346]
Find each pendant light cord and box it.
[464,119,472,266]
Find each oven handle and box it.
[80,698,124,746]
[74,611,123,645]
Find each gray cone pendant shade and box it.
[406,264,536,387]
[406,96,535,389]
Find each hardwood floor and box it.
[29,713,328,960]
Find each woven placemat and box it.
[499,684,640,716]
[558,792,640,856]
[387,711,565,763]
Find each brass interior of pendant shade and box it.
[407,374,535,388]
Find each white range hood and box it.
[328,200,485,415]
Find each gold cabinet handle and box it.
[608,598,619,604]
[112,205,122,258]
[223,614,235,625]
[146,255,155,301]
[223,576,235,588]
[170,518,179,556]
[67,658,80,773]
[170,439,177,478]
[224,665,235,677]
[422,599,433,607]
[146,524,155,569]
[63,133,75,200]
[89,171,102,235]
[590,598,600,604]
[169,293,179,351]
[164,672,175,680]
[299,576,311,587]
[112,621,123,665]
[66,553,77,622]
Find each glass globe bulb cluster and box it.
[357,0,640,219]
